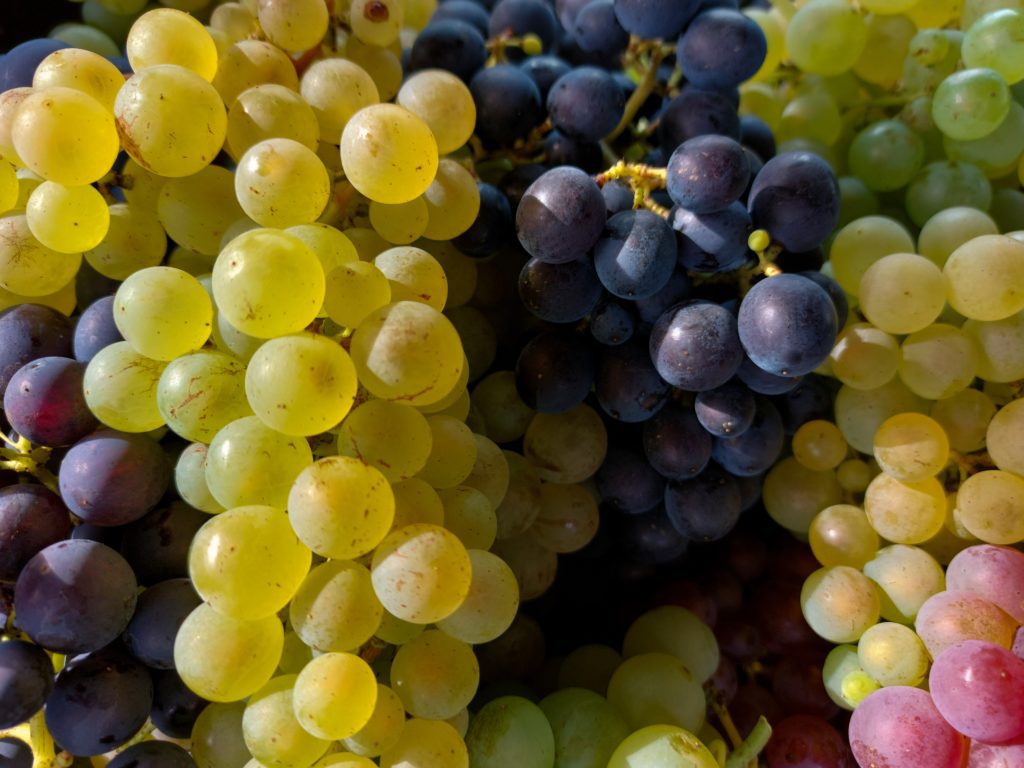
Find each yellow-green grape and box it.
[343,685,406,758]
[932,68,1012,142]
[115,65,227,178]
[0,214,81,295]
[210,1,258,41]
[340,104,438,205]
[390,478,445,529]
[226,83,319,161]
[945,101,1024,179]
[792,419,848,471]
[256,0,328,51]
[472,371,535,443]
[955,469,1024,544]
[0,88,31,167]
[395,69,474,155]
[323,261,392,329]
[465,695,555,768]
[174,603,284,703]
[859,253,946,335]
[762,457,843,535]
[835,378,929,454]
[987,396,1024,474]
[212,308,265,363]
[420,159,480,241]
[370,523,472,624]
[119,158,164,212]
[191,701,253,768]
[286,223,358,276]
[175,442,225,514]
[435,389,473,424]
[127,8,218,80]
[529,482,598,554]
[288,456,394,558]
[416,354,469,416]
[606,653,705,733]
[420,240,477,309]
[168,246,216,276]
[345,225,392,260]
[963,311,1024,382]
[83,341,166,431]
[963,9,1024,85]
[390,629,479,720]
[51,22,121,57]
[350,0,402,46]
[857,622,929,688]
[213,40,299,107]
[12,168,42,210]
[863,544,945,624]
[189,505,311,619]
[809,504,880,568]
[859,0,918,10]
[157,166,245,257]
[293,653,378,740]
[337,399,432,482]
[436,549,518,645]
[369,198,429,245]
[350,300,465,406]
[156,350,252,442]
[778,91,841,147]
[944,234,1024,321]
[490,533,558,601]
[289,559,382,653]
[234,139,331,228]
[0,280,75,316]
[898,324,978,401]
[416,415,477,489]
[213,229,325,338]
[11,87,117,186]
[873,413,950,483]
[495,451,543,539]
[0,163,16,214]
[523,405,607,484]
[437,486,496,550]
[800,566,881,643]
[26,181,110,253]
[823,645,873,710]
[852,13,916,88]
[621,606,719,685]
[558,645,622,694]
[446,708,470,739]
[375,608,425,645]
[31,48,123,110]
[745,8,784,82]
[864,472,947,544]
[243,676,330,768]
[343,36,403,102]
[461,434,509,508]
[380,718,467,768]
[918,207,999,268]
[205,415,313,509]
[827,216,915,296]
[785,0,867,76]
[113,266,212,361]
[739,81,784,129]
[373,246,448,310]
[278,631,313,675]
[300,58,379,144]
[607,725,717,768]
[931,388,996,453]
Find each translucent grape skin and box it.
[849,687,967,768]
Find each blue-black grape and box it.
[516,166,607,265]
[658,88,741,154]
[601,180,635,216]
[151,669,208,740]
[712,396,785,476]
[667,135,750,214]
[747,151,841,252]
[573,0,629,59]
[500,163,546,211]
[3,357,96,447]
[119,501,209,586]
[672,202,753,273]
[519,54,571,100]
[70,522,124,548]
[470,63,545,147]
[677,9,767,90]
[431,0,491,35]
[518,257,604,323]
[45,644,153,756]
[612,0,699,39]
[0,640,53,729]
[649,301,744,391]
[736,355,802,395]
[0,483,71,582]
[595,448,665,514]
[595,337,670,422]
[556,0,590,28]
[772,375,835,435]
[14,540,137,654]
[543,129,604,173]
[107,739,196,768]
[737,273,837,377]
[635,269,692,324]
[589,299,635,345]
[740,114,776,162]
[694,380,755,437]
[72,296,122,363]
[488,0,561,53]
[453,182,513,258]
[615,506,688,565]
[123,578,201,670]
[0,738,31,768]
[58,430,171,527]
[515,328,597,412]
[408,20,487,82]
[0,39,68,90]
[547,66,624,142]
[594,209,677,300]
[799,270,849,330]
[0,304,73,393]
[643,402,713,480]
[665,465,743,541]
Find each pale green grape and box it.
[293,653,378,740]
[114,266,212,361]
[211,309,265,363]
[158,166,245,256]
[0,88,31,167]
[278,631,312,675]
[419,241,479,308]
[963,310,1024,381]
[863,544,945,624]
[901,29,961,94]
[323,261,392,328]
[416,415,477,489]
[12,168,42,210]
[962,0,1024,29]
[847,120,924,191]
[390,629,478,720]
[174,603,284,703]
[0,214,81,295]
[856,0,918,12]
[343,685,406,758]
[289,559,383,653]
[0,162,16,214]
[785,0,867,76]
[933,68,1012,141]
[421,159,480,241]
[540,688,630,768]
[338,399,433,481]
[931,388,996,453]
[436,549,518,644]
[191,701,253,768]
[375,608,425,645]
[945,101,1024,177]
[905,160,992,227]
[390,477,445,529]
[350,0,402,46]
[340,104,438,205]
[963,9,1024,84]
[987,396,1024,474]
[898,324,978,400]
[835,379,929,454]
[83,341,167,432]
[857,622,929,687]
[956,469,1024,543]
[827,215,914,295]
[800,566,881,643]
[746,8,784,83]
[373,246,448,310]
[944,234,1024,320]
[175,442,225,514]
[472,371,535,443]
[917,206,999,267]
[523,405,607,483]
[127,7,219,80]
[370,523,471,624]
[606,654,705,733]
[607,725,717,768]
[380,719,467,768]
[859,253,946,334]
[167,246,216,276]
[300,58,379,144]
[529,482,598,554]
[32,47,123,110]
[792,419,848,471]
[227,83,320,161]
[495,451,542,539]
[873,412,950,483]
[157,350,252,442]
[739,81,784,129]
[396,69,475,155]
[436,486,496,550]
[189,505,311,619]
[491,533,558,601]
[210,2,258,41]
[762,456,843,534]
[235,138,331,228]
[287,223,358,276]
[243,676,330,768]
[205,415,313,509]
[288,456,394,558]
[0,280,75,316]
[778,90,841,146]
[119,158,165,212]
[369,198,429,245]
[809,504,879,568]
[213,39,299,107]
[416,354,468,416]
[50,22,121,56]
[622,606,718,684]
[558,645,622,694]
[865,471,947,544]
[257,0,329,51]
[823,645,874,710]
[465,697,553,768]
[853,12,916,88]
[80,0,140,41]
[461,434,509,508]
[343,36,403,102]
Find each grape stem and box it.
[0,711,73,768]
[0,435,59,493]
[605,39,672,142]
[725,716,772,768]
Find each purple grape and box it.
[3,357,96,447]
[0,304,73,394]
[643,403,712,480]
[123,578,201,669]
[0,483,71,582]
[119,501,209,585]
[72,296,122,363]
[107,740,196,768]
[151,669,208,740]
[516,166,606,265]
[0,640,53,728]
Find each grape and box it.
[242,675,330,768]
[762,456,842,534]
[342,685,405,758]
[829,215,915,295]
[126,7,218,79]
[516,166,605,265]
[150,669,209,739]
[558,645,622,694]
[392,478,446,529]
[289,559,382,653]
[573,0,629,59]
[765,716,848,768]
[873,413,950,482]
[494,451,542,539]
[800,565,880,643]
[409,19,487,84]
[396,69,475,155]
[294,653,378,741]
[530,482,599,552]
[865,472,947,545]
[257,0,328,51]
[905,161,993,228]
[114,267,212,362]
[462,434,510,508]
[524,404,607,483]
[234,139,330,228]
[491,533,558,601]
[834,378,929,454]
[546,66,624,143]
[108,742,196,768]
[858,621,930,687]
[955,469,1024,544]
[622,606,719,684]
[917,590,1019,659]
[0,39,69,90]
[944,234,1024,321]
[0,215,81,298]
[380,718,468,768]
[792,420,847,472]
[711,397,785,477]
[191,702,252,768]
[25,181,109,254]
[898,324,978,400]
[466,696,555,768]
[436,549,519,644]
[0,640,52,729]
[390,629,479,720]
[540,687,630,768]
[438,486,497,550]
[679,9,767,90]
[612,0,697,40]
[850,687,967,768]
[119,501,208,586]
[809,504,879,569]
[933,68,1012,141]
[4,356,95,447]
[373,246,448,310]
[859,253,946,335]
[123,578,201,670]
[84,203,166,281]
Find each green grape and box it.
[286,223,358,276]
[416,415,477,489]
[390,629,478,720]
[368,198,430,245]
[823,645,872,710]
[343,685,406,758]
[115,64,227,178]
[0,87,31,167]
[963,9,1024,84]
[278,631,312,675]
[379,719,467,768]
[12,168,42,210]
[299,58,380,144]
[189,505,310,620]
[314,752,376,768]
[174,603,284,703]
[50,24,119,57]
[191,701,253,768]
[420,159,480,241]
[375,608,425,645]
[865,472,947,544]
[491,533,558,601]
[461,434,509,508]
[863,544,945,623]
[945,101,1024,177]
[857,622,929,687]
[350,300,465,406]
[809,504,879,568]
[539,688,630,768]
[801,566,881,643]
[437,486,497,550]
[739,81,784,129]
[778,90,841,146]
[607,725,717,768]
[234,139,331,228]
[343,36,403,102]
[932,67,1012,141]
[606,654,705,733]
[350,0,402,46]
[905,160,992,227]
[11,87,118,186]
[419,242,479,309]
[205,415,313,509]
[987,396,1024,473]
[465,697,554,768]
[416,354,469,416]
[243,676,330,768]
[371,523,472,624]
[785,0,867,76]
[847,120,924,191]
[898,324,978,400]
[901,29,961,95]
[956,469,1024,543]
[373,246,448,310]
[853,12,916,88]
[337,399,432,481]
[858,253,945,335]
[0,278,75,316]
[114,266,212,361]
[963,310,1024,381]
[127,7,218,80]
[917,206,999,267]
[211,309,265,363]
[80,0,139,41]
[119,158,165,212]
[944,234,1024,320]
[175,442,225,514]
[323,261,392,329]
[0,162,16,214]
[529,482,598,554]
[396,69,475,155]
[32,48,123,110]
[746,8,784,82]
[931,388,996,453]
[827,215,914,295]
[293,653,378,741]
[210,1,258,41]
[523,405,607,483]
[962,0,1024,29]
[992,188,1024,232]
[0,214,81,295]
[213,39,299,107]
[226,83,320,161]
[289,559,383,653]
[472,371,535,443]
[559,645,622,694]
[83,341,166,432]
[157,350,252,442]
[158,166,245,257]
[762,457,843,534]
[858,0,918,11]
[390,477,445,529]
[435,549,518,644]
[168,246,217,276]
[621,606,718,684]
[873,413,950,483]
[340,104,438,205]
[495,451,542,539]
[257,0,329,51]
[792,419,847,472]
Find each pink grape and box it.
[967,735,1024,768]
[929,640,1024,744]
[915,590,1019,659]
[849,687,967,768]
[946,544,1024,623]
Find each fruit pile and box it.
[1,0,1024,766]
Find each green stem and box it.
[725,716,773,768]
[606,46,666,142]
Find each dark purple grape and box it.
[594,209,677,300]
[0,640,53,728]
[612,0,699,39]
[772,375,835,435]
[3,357,96,447]
[14,540,137,654]
[677,9,767,90]
[518,257,604,323]
[123,579,201,669]
[547,66,625,143]
[107,740,196,768]
[736,355,803,395]
[601,180,635,216]
[665,465,742,541]
[150,669,208,740]
[470,64,545,148]
[694,380,756,438]
[573,0,629,59]
[616,506,688,564]
[0,483,71,582]
[515,328,597,413]
[672,202,753,273]
[649,301,744,391]
[748,152,840,253]
[519,54,571,100]
[58,430,171,527]
[711,396,785,477]
[72,296,122,363]
[70,522,125,548]
[589,299,635,346]
[119,501,209,586]
[740,114,776,162]
[431,0,490,35]
[453,182,514,258]
[516,166,606,265]
[772,649,839,719]
[595,448,665,514]
[643,403,713,480]
[667,135,750,214]
[0,738,31,768]
[542,130,604,173]
[556,0,590,28]
[0,39,68,90]
[595,338,670,422]
[635,269,692,324]
[799,270,849,330]
[500,163,547,212]
[658,88,741,154]
[488,0,560,53]
[0,304,73,394]
[408,20,487,82]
